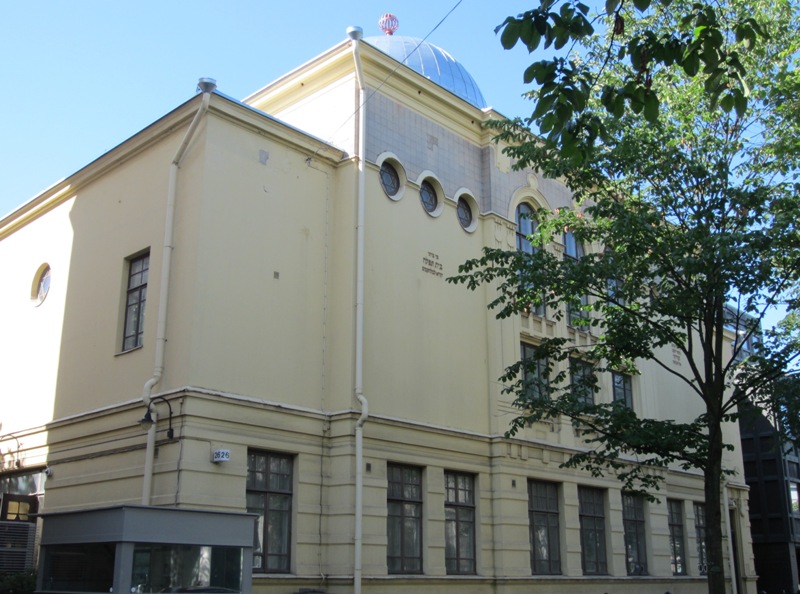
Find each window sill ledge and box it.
[116,345,143,356]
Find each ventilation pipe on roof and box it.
[141,78,217,506]
[347,25,368,594]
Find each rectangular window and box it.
[444,471,475,574]
[122,252,150,351]
[528,296,546,317]
[528,480,561,575]
[0,494,38,522]
[246,451,292,573]
[607,276,625,305]
[694,503,707,575]
[570,359,596,405]
[42,543,115,593]
[668,499,686,575]
[521,343,549,401]
[612,372,633,408]
[622,493,647,575]
[578,486,607,575]
[387,464,423,574]
[131,544,243,593]
[567,294,590,327]
[564,232,588,328]
[790,483,800,513]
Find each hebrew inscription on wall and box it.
[422,252,443,278]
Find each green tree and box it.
[449,1,800,593]
[496,0,775,163]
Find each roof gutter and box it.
[347,26,368,594]
[141,78,217,506]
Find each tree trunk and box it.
[705,420,728,594]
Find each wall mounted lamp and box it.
[140,396,174,439]
[1,433,22,469]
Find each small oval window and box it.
[420,180,438,214]
[34,265,51,306]
[380,162,400,197]
[457,197,473,229]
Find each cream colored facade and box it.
[0,32,756,593]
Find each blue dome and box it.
[363,35,487,109]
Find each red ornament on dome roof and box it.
[379,13,399,35]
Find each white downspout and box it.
[723,481,738,594]
[141,78,217,506]
[347,26,368,594]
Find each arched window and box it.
[516,203,537,255]
[516,203,544,316]
[563,230,585,259]
[564,231,588,326]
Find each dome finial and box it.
[379,13,399,35]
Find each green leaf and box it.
[720,92,734,112]
[572,87,587,111]
[533,14,549,35]
[661,40,680,66]
[623,80,639,95]
[540,112,556,133]
[734,22,756,48]
[537,61,558,84]
[728,52,746,76]
[702,39,720,70]
[708,85,724,110]
[532,92,558,119]
[693,25,707,41]
[704,68,724,93]
[523,63,539,84]
[554,27,570,50]
[555,102,572,128]
[519,18,535,49]
[600,85,615,109]
[682,49,700,76]
[643,91,659,122]
[735,70,751,97]
[733,88,748,118]
[632,0,651,11]
[528,29,542,51]
[543,27,555,49]
[605,0,620,15]
[500,20,522,49]
[493,17,513,35]
[747,18,767,39]
[612,91,626,117]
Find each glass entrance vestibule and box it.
[38,506,255,594]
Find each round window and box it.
[457,197,473,229]
[380,162,400,197]
[35,266,51,306]
[420,180,438,214]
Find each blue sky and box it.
[1,1,536,217]
[4,2,786,329]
